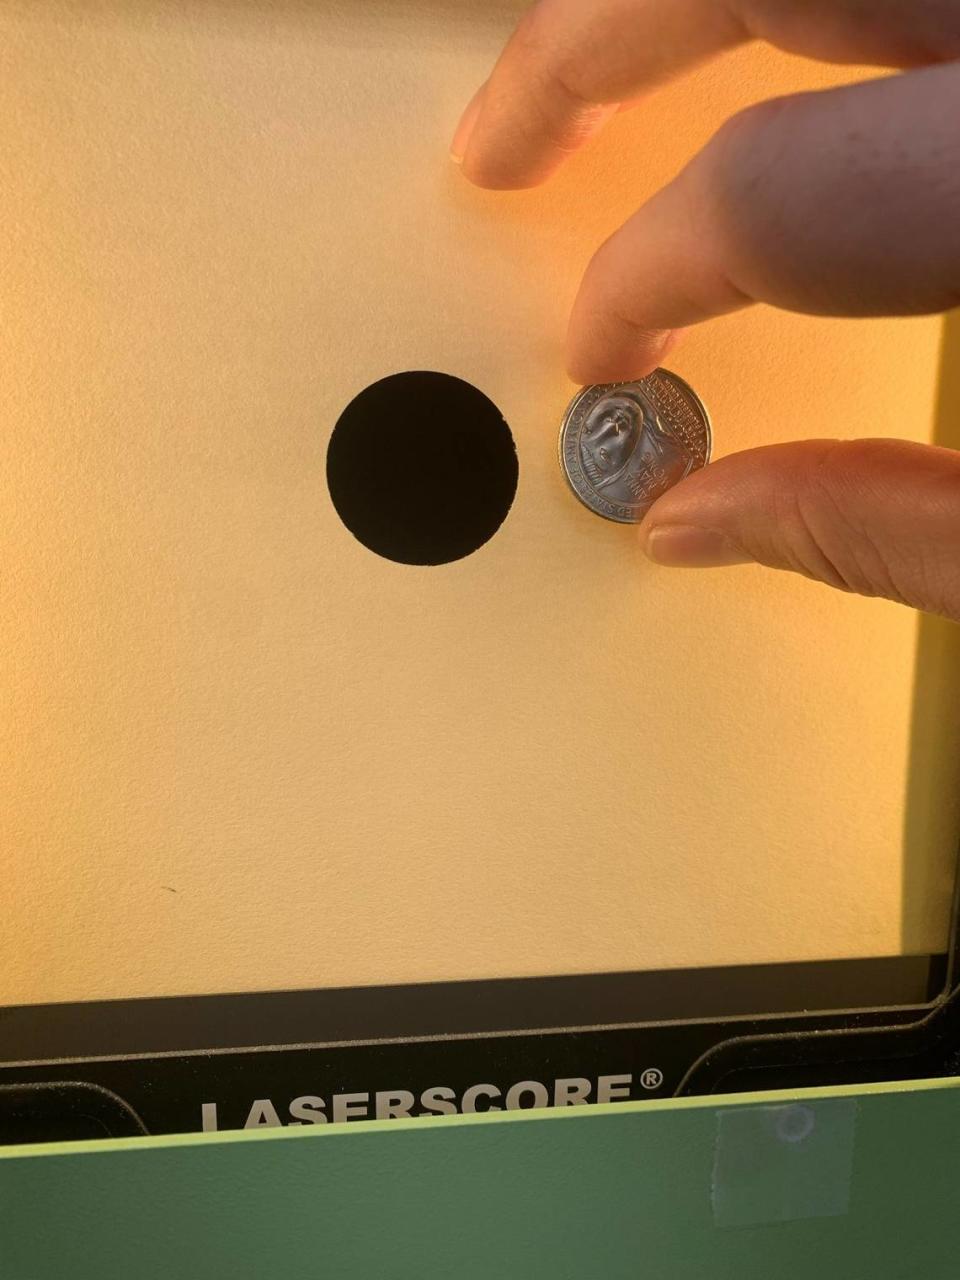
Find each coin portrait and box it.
[560,371,712,523]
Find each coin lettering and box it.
[557,370,712,525]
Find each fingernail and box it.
[565,324,681,388]
[451,85,485,164]
[643,524,754,568]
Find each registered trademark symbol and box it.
[640,1068,664,1091]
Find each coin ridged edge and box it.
[557,372,712,526]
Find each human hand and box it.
[451,0,960,619]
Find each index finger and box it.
[566,62,960,382]
[452,0,747,189]
[453,0,960,190]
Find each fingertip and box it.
[451,86,614,189]
[450,84,487,166]
[452,84,556,188]
[459,157,551,191]
[641,523,755,568]
[564,322,681,386]
[457,120,567,189]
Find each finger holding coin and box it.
[559,370,711,524]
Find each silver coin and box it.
[558,369,712,524]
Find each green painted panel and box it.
[3,1079,960,1278]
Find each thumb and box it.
[639,438,960,620]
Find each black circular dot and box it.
[326,371,518,566]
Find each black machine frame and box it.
[2,876,958,1142]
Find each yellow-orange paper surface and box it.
[2,1,958,1005]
